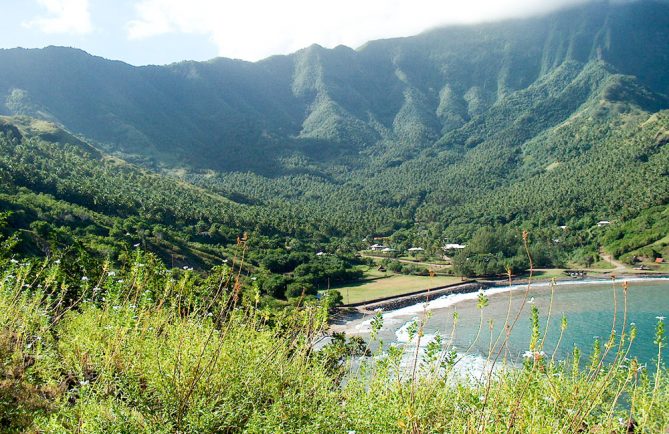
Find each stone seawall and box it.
[354,281,490,312]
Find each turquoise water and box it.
[353,278,669,365]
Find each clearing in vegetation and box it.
[332,273,463,304]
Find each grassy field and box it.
[589,260,616,270]
[330,273,464,304]
[530,269,568,280]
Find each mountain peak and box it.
[0,0,666,174]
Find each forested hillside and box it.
[0,0,668,273]
[1,1,667,171]
[3,3,669,431]
[0,117,370,303]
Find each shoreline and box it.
[329,273,669,330]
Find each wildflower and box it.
[79,380,89,386]
[93,287,102,292]
[107,271,116,277]
[522,350,546,361]
[251,277,257,281]
[222,259,228,263]
[117,279,124,283]
[183,266,189,270]
[10,259,18,264]
[81,276,89,281]
[133,243,140,247]
[54,259,61,264]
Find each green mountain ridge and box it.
[1,0,669,265]
[4,4,669,431]
[0,1,667,171]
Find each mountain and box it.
[4,5,669,429]
[0,1,667,171]
[1,0,669,259]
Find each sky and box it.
[1,0,599,65]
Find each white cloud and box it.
[24,0,93,34]
[126,0,594,61]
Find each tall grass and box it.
[0,241,668,432]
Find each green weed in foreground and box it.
[0,254,668,432]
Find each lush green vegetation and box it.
[603,205,669,264]
[0,117,372,304]
[451,227,560,277]
[2,4,669,428]
[1,251,669,432]
[1,2,669,279]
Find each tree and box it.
[285,281,315,299]
[322,290,343,311]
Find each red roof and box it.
[656,258,665,263]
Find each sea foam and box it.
[355,277,669,333]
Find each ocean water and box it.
[350,278,669,367]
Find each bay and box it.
[347,278,669,366]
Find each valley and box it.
[1,1,669,431]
